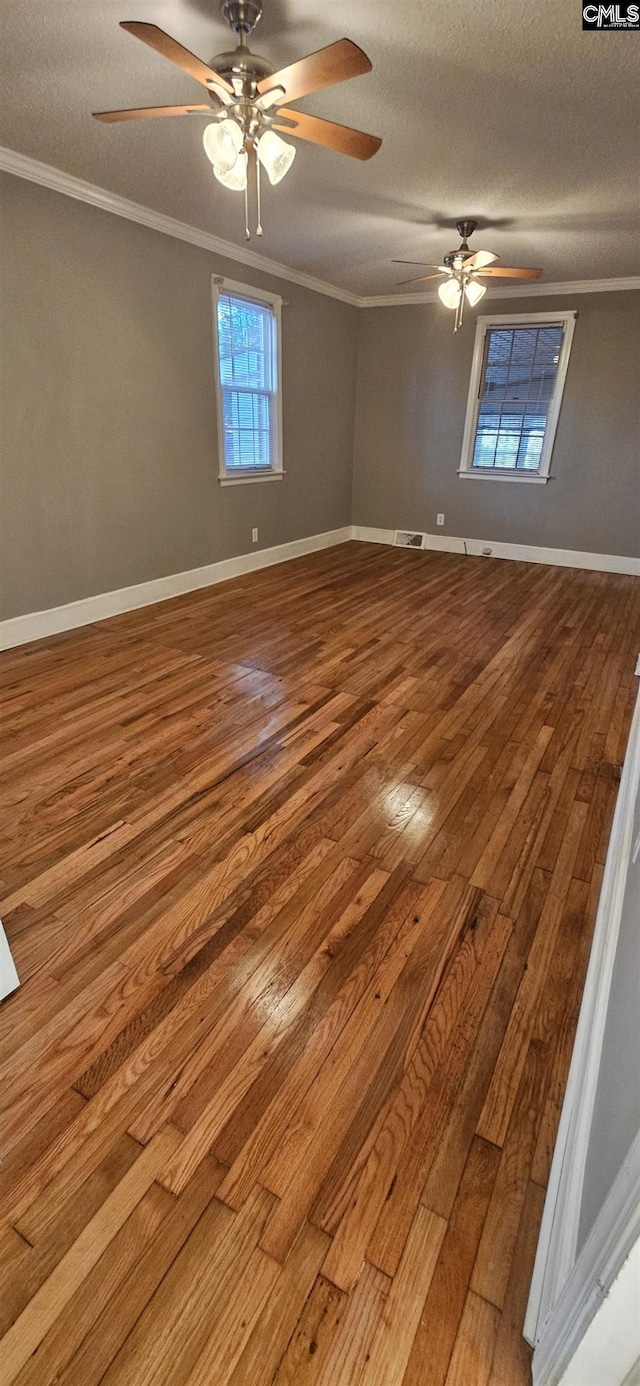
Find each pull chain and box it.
[256,146,263,237]
[244,168,250,240]
[454,282,465,332]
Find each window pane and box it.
[216,290,278,473]
[531,327,563,400]
[472,398,551,472]
[223,389,272,469]
[217,294,273,391]
[472,323,563,471]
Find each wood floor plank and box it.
[0,1126,181,1384]
[530,876,594,1188]
[488,1179,545,1386]
[1,543,636,1385]
[10,1183,172,1386]
[100,1184,274,1386]
[365,910,514,1278]
[357,1204,446,1386]
[443,1290,500,1386]
[7,1133,144,1325]
[216,873,423,1209]
[51,1156,227,1386]
[402,1137,499,1386]
[476,798,588,1148]
[180,1244,279,1385]
[471,1041,549,1310]
[258,877,452,1262]
[318,891,500,1291]
[158,861,386,1193]
[227,1223,330,1386]
[421,869,550,1223]
[313,1261,390,1385]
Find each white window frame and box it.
[211,275,284,486]
[458,310,576,484]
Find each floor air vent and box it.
[394,531,426,549]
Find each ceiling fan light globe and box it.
[464,279,487,306]
[257,129,296,184]
[202,118,243,171]
[438,278,462,309]
[213,149,248,190]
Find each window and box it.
[459,311,576,483]
[212,277,283,485]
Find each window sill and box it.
[458,469,549,485]
[219,471,285,487]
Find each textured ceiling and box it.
[1,0,639,295]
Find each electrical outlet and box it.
[252,527,258,544]
[436,513,445,527]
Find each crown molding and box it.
[1,146,639,309]
[360,277,640,307]
[0,145,361,308]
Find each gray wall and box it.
[0,173,359,619]
[578,778,640,1254]
[352,291,640,558]
[2,171,639,624]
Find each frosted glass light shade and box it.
[213,149,248,190]
[438,277,462,309]
[257,130,296,185]
[203,119,243,172]
[464,279,487,306]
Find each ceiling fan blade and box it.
[463,250,499,270]
[120,22,233,97]
[93,103,211,122]
[398,272,447,286]
[273,108,380,160]
[392,261,444,268]
[257,39,371,104]
[476,266,543,278]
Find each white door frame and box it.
[0,920,20,1001]
[526,676,640,1384]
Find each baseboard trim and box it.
[0,527,351,651]
[3,525,638,650]
[351,526,640,576]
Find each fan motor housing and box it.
[442,219,479,267]
[208,44,275,86]
[215,0,272,87]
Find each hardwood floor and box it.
[1,541,638,1385]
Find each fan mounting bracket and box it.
[456,219,478,243]
[221,1,263,39]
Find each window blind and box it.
[217,292,276,471]
[471,323,565,472]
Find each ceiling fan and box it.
[394,220,543,331]
[93,0,381,239]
